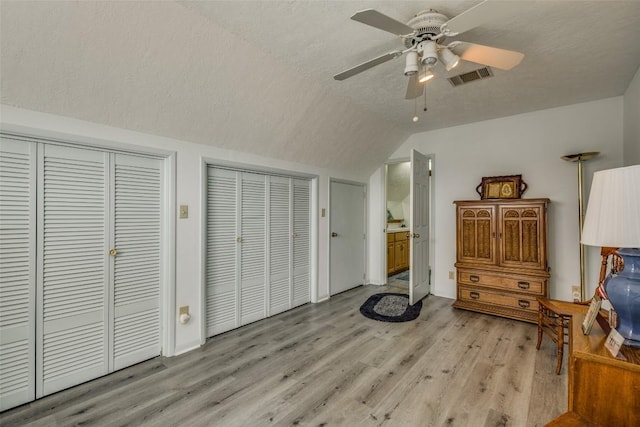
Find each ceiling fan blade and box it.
[334,51,403,81]
[442,0,522,36]
[351,9,415,36]
[452,42,524,70]
[405,76,424,100]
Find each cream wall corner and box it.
[369,97,624,302]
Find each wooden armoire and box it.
[453,199,550,323]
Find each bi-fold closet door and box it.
[0,137,162,411]
[205,167,310,338]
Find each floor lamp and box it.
[561,151,599,300]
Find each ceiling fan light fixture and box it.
[441,48,460,71]
[419,41,438,66]
[404,51,419,76]
[418,69,434,83]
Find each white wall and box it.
[1,105,369,356]
[623,66,640,166]
[369,97,624,302]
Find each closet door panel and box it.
[112,154,162,370]
[206,168,238,336]
[240,172,266,325]
[0,138,36,411]
[268,176,291,316]
[38,144,109,396]
[292,179,310,307]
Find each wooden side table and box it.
[545,306,640,426]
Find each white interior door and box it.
[268,176,291,315]
[292,179,310,307]
[239,172,267,325]
[409,149,430,305]
[329,181,366,295]
[38,144,110,397]
[111,154,162,370]
[206,167,311,337]
[0,137,36,411]
[205,168,238,337]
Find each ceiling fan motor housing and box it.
[404,10,449,47]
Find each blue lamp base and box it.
[605,248,640,347]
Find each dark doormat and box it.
[359,293,422,322]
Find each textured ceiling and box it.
[2,1,640,176]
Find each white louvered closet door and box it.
[206,168,238,336]
[206,167,310,337]
[0,138,36,411]
[292,179,310,307]
[239,172,266,325]
[38,144,109,397]
[268,176,291,316]
[111,154,162,370]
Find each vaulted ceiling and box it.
[2,1,639,177]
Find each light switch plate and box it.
[179,205,188,219]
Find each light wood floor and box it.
[1,284,568,426]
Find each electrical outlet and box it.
[449,271,455,280]
[179,305,189,315]
[571,285,581,302]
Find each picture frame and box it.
[476,174,528,199]
[582,294,602,335]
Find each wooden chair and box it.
[536,247,622,374]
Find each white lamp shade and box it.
[581,164,640,247]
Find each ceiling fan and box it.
[334,0,525,99]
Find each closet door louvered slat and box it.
[206,168,238,336]
[0,138,36,411]
[292,179,310,307]
[240,172,266,325]
[112,154,162,370]
[38,144,109,397]
[268,176,291,316]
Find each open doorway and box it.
[386,161,411,291]
[384,153,434,303]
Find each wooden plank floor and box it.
[1,284,567,426]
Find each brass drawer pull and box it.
[469,275,480,283]
[518,300,530,308]
[517,281,530,290]
[470,291,480,300]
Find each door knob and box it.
[331,232,338,237]
[109,248,118,257]
[413,233,420,239]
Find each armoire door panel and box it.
[0,137,36,411]
[112,154,161,370]
[206,168,238,336]
[38,144,109,397]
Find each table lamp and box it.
[581,164,640,347]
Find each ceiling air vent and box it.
[448,67,493,87]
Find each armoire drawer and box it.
[458,285,539,313]
[457,270,544,295]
